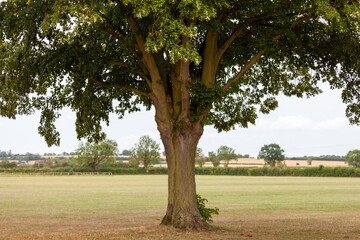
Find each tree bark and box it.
[158,123,210,230]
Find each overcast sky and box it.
[1,83,359,157]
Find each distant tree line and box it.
[43,152,76,156]
[3,143,360,170]
[288,155,346,161]
[0,150,12,158]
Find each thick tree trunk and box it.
[158,123,210,229]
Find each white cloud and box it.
[315,117,349,130]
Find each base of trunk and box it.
[161,208,210,230]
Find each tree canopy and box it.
[345,149,360,167]
[129,135,160,171]
[208,151,220,167]
[1,0,360,145]
[217,145,237,167]
[258,143,285,167]
[76,139,118,170]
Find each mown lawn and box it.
[0,175,360,239]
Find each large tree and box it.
[258,143,285,167]
[345,149,360,167]
[1,0,360,229]
[217,145,237,167]
[129,135,160,172]
[76,139,118,170]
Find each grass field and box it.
[1,175,360,240]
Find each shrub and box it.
[249,168,266,176]
[196,194,219,223]
[228,167,248,176]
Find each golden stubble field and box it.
[1,175,360,240]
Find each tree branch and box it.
[222,52,264,91]
[222,15,311,92]
[88,77,151,98]
[97,23,143,63]
[127,16,169,112]
[217,13,271,60]
[101,58,151,86]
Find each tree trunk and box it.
[144,159,149,173]
[158,123,210,229]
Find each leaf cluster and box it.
[196,194,219,223]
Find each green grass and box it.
[1,175,360,239]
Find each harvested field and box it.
[201,158,349,167]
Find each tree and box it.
[345,150,360,167]
[121,149,130,156]
[208,152,220,167]
[76,139,118,170]
[129,135,160,172]
[217,145,237,167]
[1,0,360,229]
[258,143,285,167]
[195,147,205,167]
[21,153,42,161]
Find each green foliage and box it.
[76,139,118,170]
[345,149,360,167]
[2,166,360,177]
[196,194,219,223]
[193,167,360,177]
[217,145,237,167]
[21,153,43,161]
[1,1,360,145]
[258,143,285,167]
[208,151,220,167]
[0,160,17,168]
[121,150,130,156]
[195,147,205,167]
[129,135,160,172]
[0,150,12,158]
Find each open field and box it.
[1,175,360,240]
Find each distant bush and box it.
[0,161,17,168]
